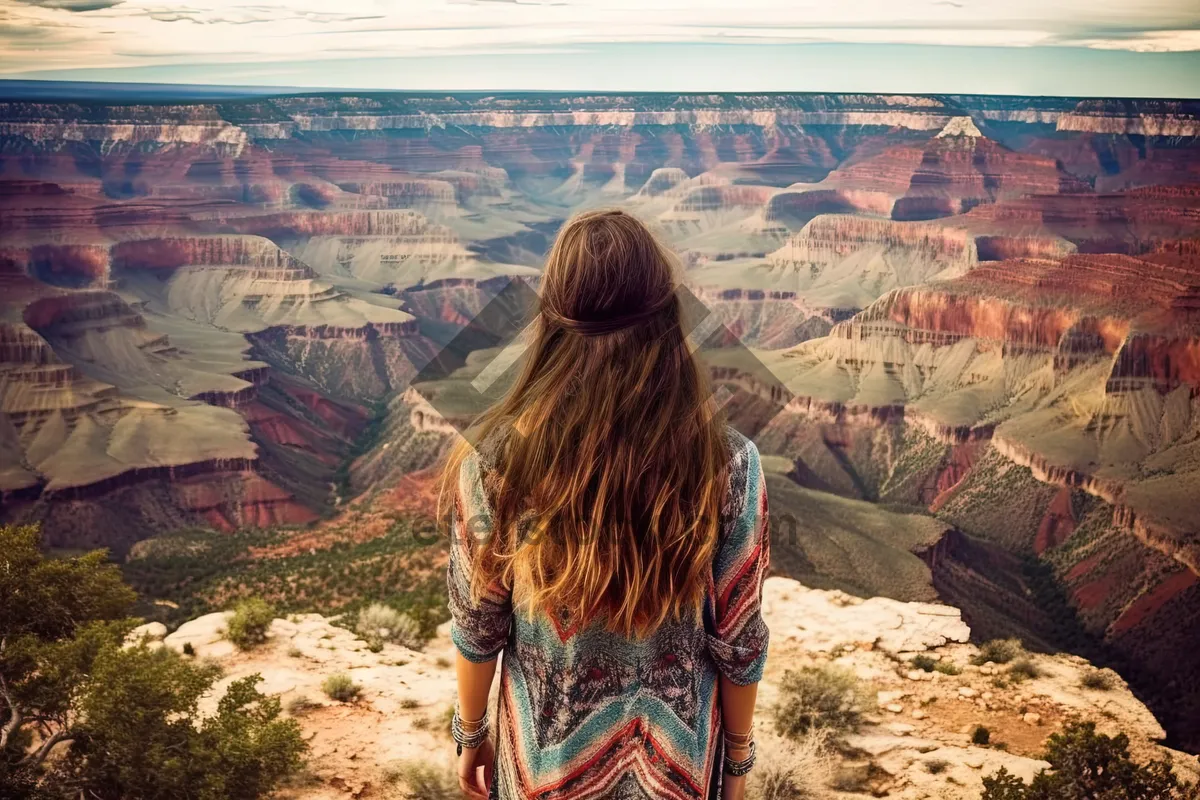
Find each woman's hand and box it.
[457,738,495,799]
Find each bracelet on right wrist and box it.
[723,740,757,777]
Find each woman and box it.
[442,209,769,800]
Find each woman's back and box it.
[442,209,770,799]
[448,427,769,799]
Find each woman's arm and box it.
[455,653,498,798]
[719,678,759,800]
[709,437,771,800]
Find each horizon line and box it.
[2,78,1198,104]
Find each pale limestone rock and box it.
[958,687,978,698]
[761,577,969,655]
[1023,712,1042,726]
[130,621,168,641]
[886,703,905,714]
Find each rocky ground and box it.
[142,576,1200,799]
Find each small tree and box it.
[774,665,867,738]
[0,525,306,799]
[225,598,275,650]
[982,721,1199,800]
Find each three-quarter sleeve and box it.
[447,451,513,663]
[707,434,771,685]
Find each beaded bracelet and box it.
[452,709,490,756]
[723,740,757,777]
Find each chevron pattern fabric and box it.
[448,429,770,800]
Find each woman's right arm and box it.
[447,452,512,797]
[708,436,771,800]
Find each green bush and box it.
[982,722,1198,799]
[321,672,361,703]
[774,665,867,738]
[934,660,963,676]
[0,524,305,800]
[355,603,426,651]
[972,725,992,745]
[225,598,275,650]
[909,654,938,673]
[972,639,1024,666]
[1080,668,1117,691]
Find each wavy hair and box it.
[440,209,730,638]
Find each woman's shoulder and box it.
[721,427,762,514]
[723,426,761,472]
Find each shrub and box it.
[748,765,808,800]
[934,660,963,676]
[182,641,196,657]
[747,732,832,800]
[1080,668,1117,691]
[286,695,320,715]
[384,761,459,800]
[400,697,420,710]
[909,654,938,673]
[774,665,867,738]
[982,721,1198,799]
[1008,658,1041,682]
[355,603,425,651]
[925,759,950,775]
[322,672,361,703]
[226,598,275,650]
[972,725,992,745]
[971,639,1023,666]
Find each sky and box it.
[1,0,1199,97]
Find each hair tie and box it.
[542,291,676,336]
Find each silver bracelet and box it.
[452,709,490,755]
[723,740,757,777]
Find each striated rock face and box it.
[4,91,1200,751]
[765,215,977,308]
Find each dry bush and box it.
[383,761,458,799]
[356,603,425,651]
[774,665,868,738]
[321,672,362,702]
[749,730,833,800]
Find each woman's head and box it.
[442,209,730,638]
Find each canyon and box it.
[2,87,1199,755]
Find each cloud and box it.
[12,0,123,11]
[0,0,1198,81]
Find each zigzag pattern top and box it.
[448,429,770,800]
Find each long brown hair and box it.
[440,209,730,638]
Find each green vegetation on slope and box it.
[122,514,448,637]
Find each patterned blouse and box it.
[447,429,770,800]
